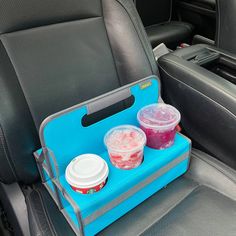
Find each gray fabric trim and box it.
[84,151,189,225]
[178,133,192,170]
[44,177,84,236]
[43,182,81,236]
[61,209,82,236]
[87,88,131,115]
[34,151,46,183]
[39,147,64,211]
[53,179,84,236]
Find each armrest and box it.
[158,46,236,169]
[192,35,215,46]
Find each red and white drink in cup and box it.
[66,154,109,194]
[137,104,181,150]
[104,125,146,170]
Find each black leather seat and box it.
[146,21,194,49]
[100,149,236,236]
[0,1,235,236]
[135,0,194,49]
[216,0,236,54]
[27,149,236,236]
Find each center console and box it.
[175,45,236,85]
[158,44,236,169]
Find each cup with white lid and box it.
[137,103,181,150]
[65,154,109,194]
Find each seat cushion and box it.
[0,0,158,185]
[140,186,236,236]
[146,21,194,49]
[26,149,236,235]
[26,184,75,236]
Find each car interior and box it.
[0,0,235,236]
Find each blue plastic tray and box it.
[34,76,191,236]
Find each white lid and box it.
[65,154,109,189]
[137,103,181,131]
[104,125,146,153]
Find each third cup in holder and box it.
[137,104,181,150]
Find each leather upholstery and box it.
[25,149,236,236]
[0,0,235,236]
[0,0,102,34]
[0,1,235,236]
[135,0,194,49]
[135,0,172,27]
[140,187,236,236]
[158,44,236,169]
[216,0,236,54]
[0,0,158,184]
[26,184,75,236]
[146,21,194,49]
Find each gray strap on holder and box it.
[53,179,85,236]
[34,151,45,164]
[47,148,61,179]
[41,147,64,211]
[34,151,46,183]
[36,148,84,236]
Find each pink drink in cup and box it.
[104,125,146,170]
[137,104,181,150]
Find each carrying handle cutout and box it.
[82,95,135,127]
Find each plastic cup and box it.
[65,154,109,194]
[104,125,146,170]
[137,104,181,150]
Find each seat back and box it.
[135,0,172,27]
[0,0,158,184]
[216,0,236,54]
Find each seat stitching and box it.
[170,21,193,31]
[26,192,44,235]
[158,61,236,117]
[145,22,172,30]
[216,0,221,46]
[0,124,17,180]
[35,188,57,236]
[145,21,192,30]
[0,40,39,131]
[146,26,191,41]
[139,185,200,235]
[0,40,39,182]
[114,0,157,75]
[206,45,236,61]
[159,57,236,102]
[169,0,173,23]
[2,16,103,35]
[191,151,236,184]
[101,0,122,86]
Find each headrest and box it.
[0,0,102,34]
